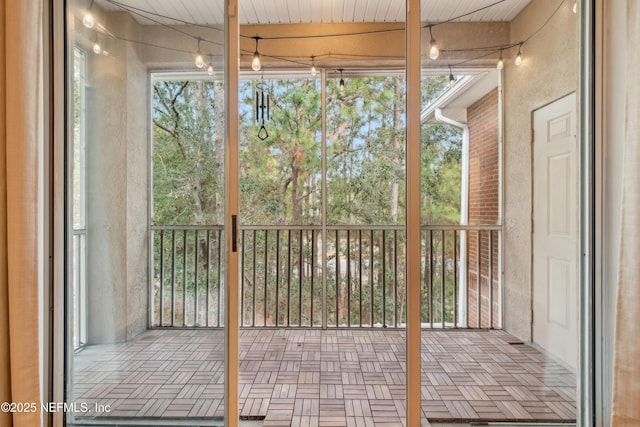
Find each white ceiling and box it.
[99,0,532,26]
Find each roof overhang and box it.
[420,68,499,125]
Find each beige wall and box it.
[502,1,579,341]
[83,10,149,343]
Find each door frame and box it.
[225,0,240,424]
[47,1,600,426]
[531,91,579,369]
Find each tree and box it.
[152,79,225,226]
[239,78,321,225]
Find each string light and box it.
[252,36,262,71]
[97,0,564,72]
[338,69,345,92]
[496,49,504,70]
[194,38,204,68]
[448,65,456,87]
[83,0,95,28]
[428,25,439,60]
[310,56,317,76]
[92,33,102,54]
[207,54,214,75]
[514,42,523,66]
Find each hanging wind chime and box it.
[255,79,270,140]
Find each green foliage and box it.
[151,73,466,327]
[152,80,225,225]
[326,76,406,225]
[239,79,321,225]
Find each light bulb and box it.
[429,42,439,60]
[339,78,345,92]
[252,52,261,71]
[83,13,95,28]
[449,74,456,87]
[310,56,317,76]
[92,42,101,55]
[515,51,522,66]
[573,2,577,13]
[195,53,204,68]
[207,64,214,75]
[497,56,504,70]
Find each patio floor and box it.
[70,328,576,426]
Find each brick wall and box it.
[466,89,500,328]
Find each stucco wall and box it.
[503,1,579,341]
[85,11,148,343]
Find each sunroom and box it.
[64,0,582,425]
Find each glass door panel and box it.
[419,1,580,425]
[65,1,228,425]
[237,1,407,424]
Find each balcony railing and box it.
[150,224,501,329]
[72,228,87,350]
[151,225,225,327]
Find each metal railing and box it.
[150,224,501,329]
[72,229,88,350]
[421,225,501,329]
[151,225,225,327]
[239,225,406,328]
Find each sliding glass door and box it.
[64,0,232,425]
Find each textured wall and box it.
[85,11,149,344]
[502,1,579,341]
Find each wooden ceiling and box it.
[99,0,532,26]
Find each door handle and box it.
[232,215,237,252]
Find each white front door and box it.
[532,92,578,370]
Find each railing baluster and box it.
[217,229,222,327]
[429,229,434,329]
[287,229,292,327]
[359,230,363,327]
[370,230,374,327]
[310,230,315,327]
[206,230,210,327]
[264,229,269,327]
[194,230,199,326]
[489,230,494,329]
[182,230,187,327]
[159,230,165,327]
[394,230,398,328]
[171,230,176,326]
[477,231,482,328]
[347,229,351,328]
[423,228,428,325]
[382,230,386,328]
[275,229,280,327]
[299,229,303,327]
[453,230,458,328]
[241,229,246,327]
[335,229,340,327]
[252,229,257,327]
[441,229,446,328]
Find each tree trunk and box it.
[390,76,403,224]
[213,81,225,224]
